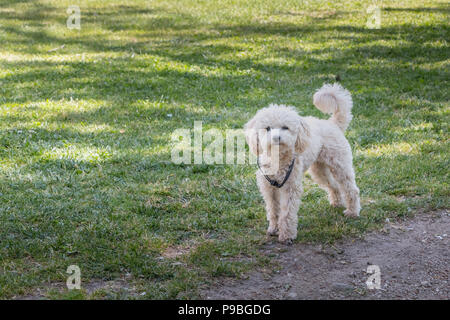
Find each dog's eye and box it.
[266,127,271,131]
[282,126,289,130]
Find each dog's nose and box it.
[271,129,281,143]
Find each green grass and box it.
[0,0,449,299]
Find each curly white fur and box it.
[245,83,361,244]
[313,83,353,131]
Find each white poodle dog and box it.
[244,83,361,244]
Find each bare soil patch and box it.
[202,210,449,299]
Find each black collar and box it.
[257,156,295,188]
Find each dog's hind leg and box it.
[309,162,344,208]
[329,163,361,217]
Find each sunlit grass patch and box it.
[362,142,420,157]
[40,144,113,163]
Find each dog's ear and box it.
[295,119,310,153]
[244,116,259,155]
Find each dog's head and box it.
[244,104,310,157]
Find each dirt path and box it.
[202,210,449,300]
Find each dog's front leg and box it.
[278,184,302,244]
[257,176,279,236]
[265,193,279,236]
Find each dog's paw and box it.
[329,195,345,208]
[278,234,294,245]
[344,209,360,217]
[266,226,278,236]
[330,200,345,208]
[279,238,293,245]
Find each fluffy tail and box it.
[313,83,353,132]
